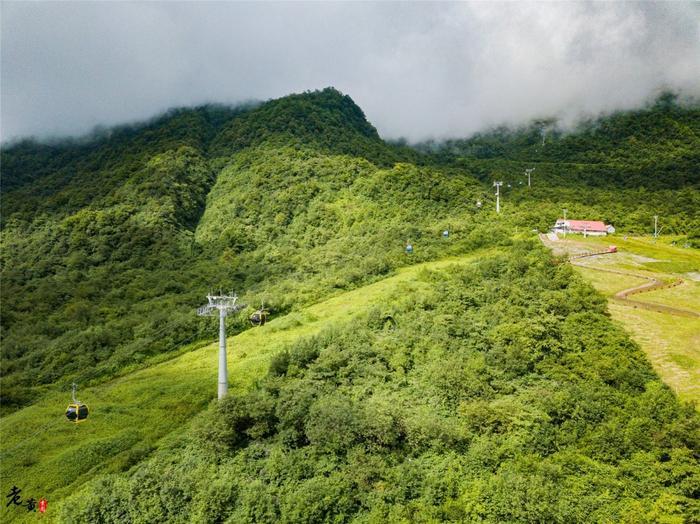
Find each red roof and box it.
[565,220,608,232]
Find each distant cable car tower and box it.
[197,293,245,400]
[493,181,503,214]
[525,168,535,187]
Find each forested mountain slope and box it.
[0,88,486,412]
[1,110,227,410]
[58,243,699,523]
[426,92,700,181]
[1,88,699,522]
[418,94,700,237]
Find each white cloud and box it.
[2,1,699,142]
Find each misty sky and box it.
[2,1,699,142]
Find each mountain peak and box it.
[209,87,381,157]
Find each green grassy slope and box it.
[3,89,698,414]
[551,235,700,404]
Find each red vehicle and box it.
[608,245,617,253]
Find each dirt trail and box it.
[539,234,699,318]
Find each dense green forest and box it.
[1,89,495,412]
[1,88,699,522]
[61,244,700,523]
[420,92,700,181]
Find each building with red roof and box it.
[553,219,615,236]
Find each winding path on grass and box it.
[540,234,699,405]
[540,234,698,318]
[571,254,698,318]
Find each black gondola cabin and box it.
[66,402,88,423]
[249,309,268,327]
[66,383,89,423]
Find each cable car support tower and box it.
[525,168,535,187]
[493,181,503,214]
[197,293,245,400]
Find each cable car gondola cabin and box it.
[65,383,89,423]
[66,403,89,423]
[249,308,268,327]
